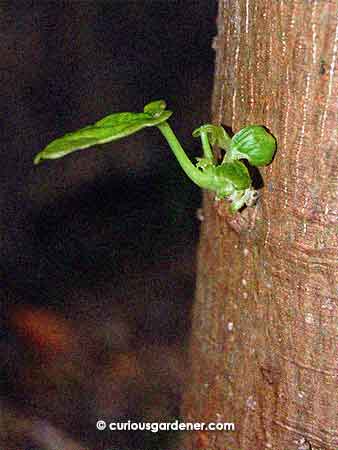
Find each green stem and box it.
[221,128,232,149]
[200,131,214,160]
[157,121,219,191]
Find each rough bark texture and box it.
[182,1,338,450]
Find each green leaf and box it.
[216,161,251,190]
[143,100,167,117]
[192,124,231,149]
[229,187,259,213]
[195,157,214,171]
[34,108,172,164]
[230,125,276,167]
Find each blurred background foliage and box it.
[0,2,216,449]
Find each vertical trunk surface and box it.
[182,1,337,449]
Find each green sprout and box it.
[34,100,276,213]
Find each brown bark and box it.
[182,1,338,450]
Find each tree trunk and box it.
[182,1,338,449]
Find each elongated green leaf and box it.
[34,108,172,164]
[230,125,276,167]
[94,112,148,127]
[216,160,251,190]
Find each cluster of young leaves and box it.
[192,123,276,210]
[34,100,276,213]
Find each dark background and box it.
[0,2,217,449]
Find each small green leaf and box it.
[193,124,231,149]
[230,125,276,167]
[34,108,172,164]
[143,100,167,117]
[216,161,251,190]
[229,187,259,213]
[195,157,214,171]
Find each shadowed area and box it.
[0,2,216,449]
